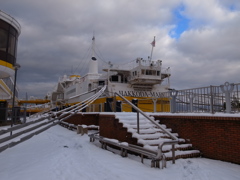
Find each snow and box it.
[0,125,239,180]
[148,112,240,117]
[100,112,240,118]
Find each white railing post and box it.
[220,82,234,113]
[170,90,178,113]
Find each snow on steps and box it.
[115,113,200,160]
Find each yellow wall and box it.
[65,96,170,112]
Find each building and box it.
[0,10,21,107]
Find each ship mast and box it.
[89,36,98,74]
[150,36,155,61]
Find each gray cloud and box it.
[1,0,240,98]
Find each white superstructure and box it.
[50,36,171,112]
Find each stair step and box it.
[119,120,148,125]
[131,127,172,132]
[123,124,154,129]
[115,113,201,163]
[132,132,166,139]
[127,128,173,135]
[165,150,201,160]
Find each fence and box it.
[161,82,240,114]
[0,107,27,125]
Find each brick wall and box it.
[63,113,240,164]
[99,115,138,145]
[153,115,240,164]
[64,113,99,126]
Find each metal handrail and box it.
[0,86,107,152]
[52,85,107,124]
[89,133,178,168]
[114,92,178,140]
[54,85,106,116]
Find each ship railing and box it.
[105,58,167,71]
[161,67,171,75]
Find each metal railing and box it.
[89,133,177,168]
[0,86,107,152]
[113,92,178,164]
[162,82,240,114]
[114,92,178,140]
[0,107,27,125]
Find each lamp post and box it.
[10,63,20,135]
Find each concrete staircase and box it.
[115,113,200,161]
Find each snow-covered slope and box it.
[0,125,239,180]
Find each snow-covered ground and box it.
[0,125,239,180]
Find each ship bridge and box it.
[105,58,171,91]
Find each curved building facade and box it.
[0,10,21,103]
[0,10,21,78]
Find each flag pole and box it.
[150,36,155,61]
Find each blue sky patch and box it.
[170,5,190,39]
[229,4,236,11]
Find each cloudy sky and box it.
[1,0,240,98]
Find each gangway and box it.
[18,99,50,105]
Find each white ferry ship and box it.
[50,36,171,112]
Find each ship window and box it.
[99,81,105,85]
[111,75,118,82]
[157,71,160,76]
[141,69,145,75]
[152,70,156,75]
[0,29,8,52]
[146,70,152,75]
[8,34,16,56]
[132,72,134,76]
[88,83,92,91]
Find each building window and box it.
[8,35,16,56]
[88,83,92,91]
[0,29,8,52]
